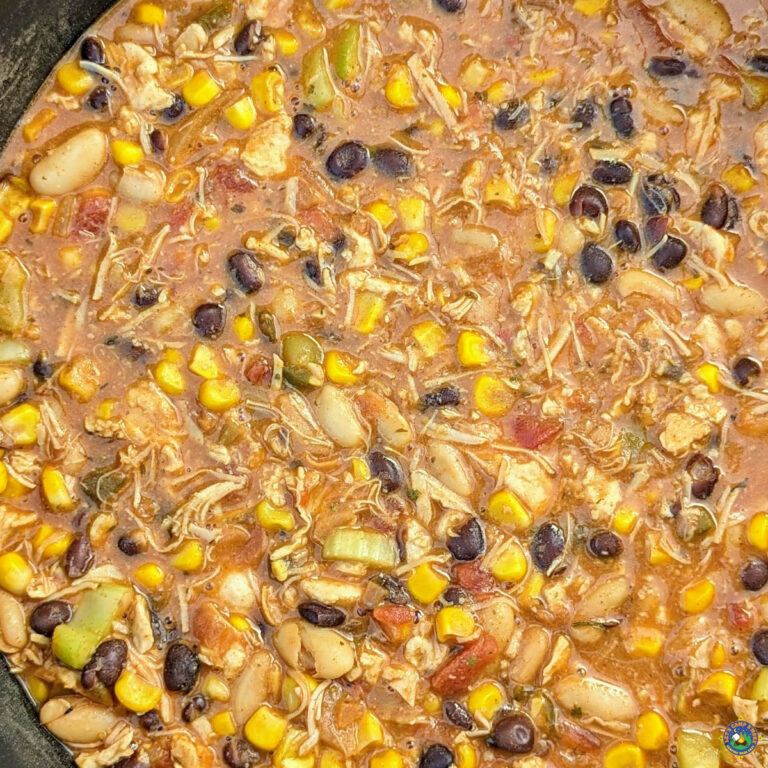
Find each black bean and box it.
[652,235,687,271]
[419,744,454,768]
[609,97,634,138]
[442,586,470,605]
[81,639,128,689]
[87,86,111,112]
[66,535,94,579]
[139,710,163,732]
[701,184,738,229]
[113,753,148,768]
[488,713,535,754]
[447,518,485,561]
[223,738,260,768]
[33,354,54,380]
[30,600,72,637]
[164,642,200,693]
[587,530,624,559]
[298,601,346,627]
[531,523,566,573]
[592,160,632,185]
[751,628,768,665]
[81,37,105,65]
[645,215,668,246]
[368,450,403,494]
[133,284,159,308]
[685,453,719,500]
[192,303,226,338]
[580,243,613,284]
[277,227,297,248]
[434,0,466,11]
[748,54,768,73]
[372,573,410,605]
[149,128,167,153]
[326,141,369,179]
[741,559,768,592]
[640,174,679,215]
[182,694,209,722]
[614,220,641,253]
[494,100,530,131]
[733,356,761,388]
[569,185,608,219]
[117,534,144,556]
[234,21,263,55]
[571,98,596,130]
[647,56,686,77]
[419,386,461,411]
[162,94,186,122]
[228,250,265,294]
[293,112,316,139]
[372,146,415,178]
[303,257,322,286]
[444,700,474,730]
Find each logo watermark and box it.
[723,721,759,756]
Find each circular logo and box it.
[723,721,758,756]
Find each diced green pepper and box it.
[333,22,362,81]
[676,730,719,768]
[52,583,132,669]
[196,2,231,32]
[81,467,128,506]
[0,250,27,334]
[281,332,324,389]
[322,528,398,569]
[301,45,335,111]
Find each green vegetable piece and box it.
[281,331,324,389]
[322,528,398,569]
[258,311,277,343]
[196,2,231,32]
[81,467,128,506]
[0,250,27,334]
[676,730,719,768]
[301,45,335,111]
[333,22,362,81]
[52,583,132,669]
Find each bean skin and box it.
[609,97,634,138]
[66,535,94,579]
[733,356,761,387]
[298,601,346,627]
[587,530,624,559]
[80,37,105,65]
[531,523,566,573]
[293,113,316,140]
[87,86,110,112]
[652,236,687,271]
[223,737,260,768]
[368,450,404,494]
[741,559,768,592]
[30,600,72,637]
[647,56,686,77]
[571,99,597,130]
[443,699,474,730]
[434,0,466,11]
[182,694,209,722]
[162,94,186,122]
[751,628,768,665]
[614,220,641,253]
[139,710,163,732]
[372,146,415,178]
[419,386,461,411]
[592,160,632,185]
[494,100,530,131]
[419,744,454,768]
[569,185,608,219]
[488,713,536,754]
[685,453,719,500]
[234,21,263,55]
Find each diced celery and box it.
[322,528,397,569]
[301,45,335,110]
[676,730,719,768]
[333,22,361,81]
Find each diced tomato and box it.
[455,561,494,597]
[506,414,562,449]
[372,603,416,643]
[244,354,272,386]
[208,163,258,195]
[430,633,499,696]
[73,193,113,238]
[168,200,195,232]
[727,601,754,631]
[297,206,343,244]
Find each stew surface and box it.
[0,0,768,766]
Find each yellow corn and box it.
[97,397,116,418]
[203,215,220,231]
[183,70,221,107]
[710,641,727,668]
[325,350,360,385]
[612,506,639,535]
[646,534,674,566]
[531,208,558,253]
[22,108,56,143]
[32,525,72,559]
[114,670,163,713]
[457,330,491,367]
[435,605,475,642]
[681,579,715,614]
[455,743,477,768]
[25,676,50,704]
[210,710,237,736]
[115,204,147,233]
[486,79,513,105]
[722,163,755,193]
[695,362,721,393]
[154,360,186,395]
[203,674,230,702]
[165,168,197,203]
[407,563,448,604]
[40,466,76,514]
[467,681,505,720]
[0,403,41,446]
[134,562,165,590]
[198,378,241,412]
[370,749,403,768]
[635,711,669,751]
[111,140,145,167]
[603,743,645,768]
[56,62,94,95]
[229,613,252,632]
[0,552,33,595]
[366,200,397,230]
[325,0,356,8]
[392,231,429,262]
[528,67,561,84]
[0,462,6,495]
[256,499,294,532]
[385,63,418,109]
[626,627,664,659]
[752,668,768,700]
[0,177,32,218]
[59,356,101,402]
[683,275,705,290]
[225,96,257,131]
[351,457,370,481]
[272,29,299,56]
[459,55,495,90]
[490,541,528,583]
[274,728,316,768]
[698,671,737,705]
[132,2,166,25]
[245,706,288,751]
[474,374,512,417]
[171,540,204,573]
[553,171,581,207]
[58,245,82,271]
[439,83,462,110]
[251,69,284,113]
[748,512,768,550]
[233,315,255,342]
[357,711,384,751]
[354,292,385,334]
[486,489,531,529]
[397,197,426,230]
[188,343,220,379]
[294,0,325,37]
[29,198,56,235]
[411,321,447,358]
[2,474,32,499]
[423,692,441,714]
[0,211,12,243]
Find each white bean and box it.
[0,366,24,407]
[427,441,474,497]
[40,697,119,746]
[116,163,166,203]
[29,128,108,196]
[616,268,678,304]
[701,282,766,317]
[553,675,638,725]
[509,626,550,684]
[315,384,366,447]
[231,649,281,724]
[0,590,27,652]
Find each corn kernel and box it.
[59,356,101,402]
[245,706,288,751]
[0,177,32,219]
[0,552,33,595]
[467,681,505,721]
[272,29,299,56]
[455,743,477,768]
[748,512,768,550]
[203,674,230,703]
[357,711,384,751]
[154,360,186,395]
[232,315,255,342]
[0,462,6,495]
[385,63,418,109]
[134,562,165,590]
[0,211,12,243]
[553,171,581,207]
[25,675,49,704]
[683,275,705,290]
[603,742,645,768]
[2,474,32,499]
[397,197,426,230]
[612,506,639,535]
[22,109,56,143]
[319,749,344,768]
[96,396,117,418]
[626,627,664,658]
[647,535,674,566]
[115,204,147,233]
[528,67,561,84]
[695,362,721,393]
[183,70,222,107]
[371,749,403,768]
[171,540,204,573]
[474,374,512,417]
[352,457,370,481]
[115,670,163,713]
[459,55,495,90]
[411,321,447,357]
[33,525,72,559]
[423,692,442,714]
[251,69,284,113]
[29,198,56,235]
[698,671,737,705]
[41,466,76,514]
[681,578,715,614]
[520,571,544,606]
[229,613,252,632]
[486,79,513,105]
[490,541,528,583]
[111,140,145,167]
[531,208,558,253]
[56,62,94,95]
[294,0,325,38]
[435,605,475,642]
[366,200,397,230]
[481,175,516,210]
[752,667,768,700]
[486,489,531,529]
[199,377,241,412]
[188,343,220,379]
[0,403,41,446]
[711,641,727,668]
[439,83,462,110]
[354,292,385,334]
[457,330,492,367]
[325,350,360,385]
[210,710,236,736]
[635,711,669,751]
[407,563,448,604]
[132,2,166,25]
[256,499,294,532]
[392,231,429,262]
[164,348,184,365]
[722,163,755,193]
[225,96,257,131]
